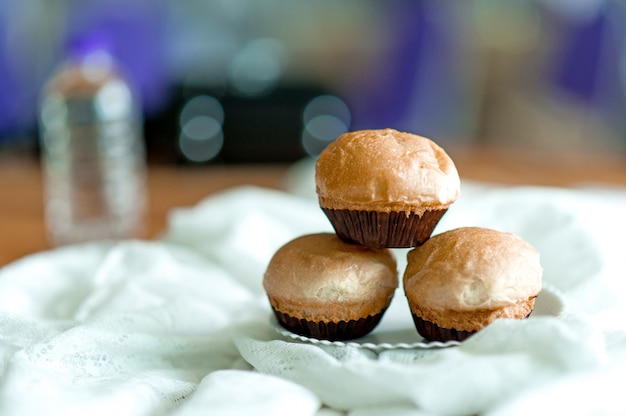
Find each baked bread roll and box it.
[315,128,460,248]
[403,227,543,342]
[263,233,398,341]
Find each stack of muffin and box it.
[263,129,542,342]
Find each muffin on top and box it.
[315,128,460,248]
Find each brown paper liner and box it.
[410,314,475,342]
[272,308,387,341]
[411,309,535,343]
[321,208,447,248]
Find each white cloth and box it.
[1,159,626,415]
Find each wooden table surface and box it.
[2,146,626,267]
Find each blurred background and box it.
[2,0,626,164]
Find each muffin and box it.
[315,128,460,248]
[403,227,543,342]
[263,233,398,341]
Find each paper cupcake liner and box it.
[321,208,447,248]
[410,314,476,342]
[272,308,386,341]
[410,309,535,343]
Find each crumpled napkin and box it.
[235,314,611,415]
[1,160,626,415]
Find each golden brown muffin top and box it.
[315,129,460,213]
[263,233,398,321]
[403,227,543,311]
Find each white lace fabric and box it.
[1,181,626,415]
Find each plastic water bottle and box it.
[38,39,147,246]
